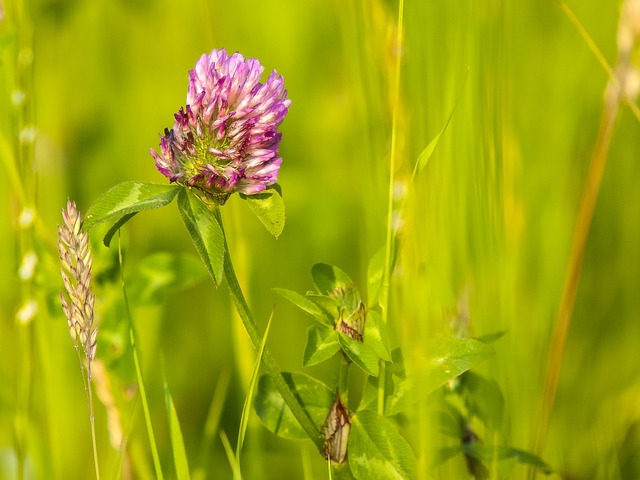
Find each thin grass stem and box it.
[379,0,405,418]
[118,237,164,480]
[529,44,622,480]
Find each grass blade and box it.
[219,430,241,480]
[118,235,164,480]
[162,361,191,480]
[236,306,274,469]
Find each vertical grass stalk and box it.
[531,3,629,474]
[379,0,405,417]
[117,238,164,480]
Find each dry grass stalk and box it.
[58,199,98,365]
[58,198,101,479]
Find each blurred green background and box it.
[2,0,640,478]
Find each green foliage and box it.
[163,372,191,480]
[240,186,286,238]
[337,333,379,376]
[126,252,207,305]
[422,338,494,395]
[303,326,340,366]
[360,348,410,417]
[363,310,392,362]
[177,188,225,286]
[254,372,334,440]
[349,410,418,480]
[273,288,334,327]
[84,181,180,238]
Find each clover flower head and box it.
[151,49,291,203]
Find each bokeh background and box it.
[1,0,640,478]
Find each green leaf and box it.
[421,338,494,395]
[127,252,207,305]
[177,189,225,285]
[273,288,334,327]
[411,69,467,180]
[459,372,505,431]
[237,310,273,470]
[303,326,340,366]
[505,448,553,475]
[349,410,417,480]
[338,333,379,377]
[432,446,463,468]
[240,187,285,238]
[360,348,410,416]
[475,331,507,344]
[254,372,334,440]
[366,244,397,308]
[364,310,391,362]
[103,212,137,247]
[84,181,180,231]
[367,247,386,308]
[462,444,553,476]
[163,373,191,480]
[311,263,355,297]
[306,293,341,321]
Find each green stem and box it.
[338,358,350,407]
[118,237,164,480]
[213,206,323,451]
[379,0,405,418]
[87,365,101,480]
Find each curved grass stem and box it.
[213,206,323,452]
[529,45,622,480]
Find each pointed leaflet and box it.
[349,410,417,480]
[303,326,340,366]
[364,310,391,362]
[338,333,379,377]
[273,288,334,327]
[177,189,225,285]
[240,186,285,238]
[312,264,355,296]
[254,372,334,440]
[421,338,494,395]
[411,69,467,180]
[84,181,180,231]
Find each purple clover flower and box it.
[151,49,291,203]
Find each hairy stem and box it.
[213,206,323,451]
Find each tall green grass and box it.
[1,0,640,478]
